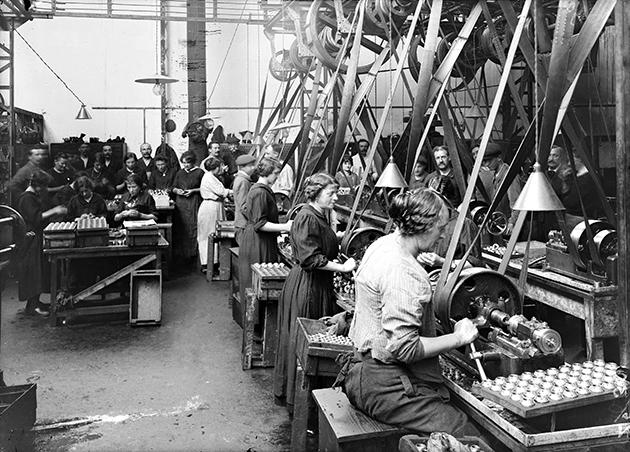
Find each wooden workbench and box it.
[482,252,618,360]
[44,236,168,326]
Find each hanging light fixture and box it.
[464,104,485,119]
[513,0,564,213]
[15,29,92,120]
[376,156,408,189]
[135,0,177,95]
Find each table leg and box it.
[49,257,58,326]
[290,363,312,452]
[242,289,257,370]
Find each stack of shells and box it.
[307,332,354,347]
[333,273,355,295]
[479,360,627,408]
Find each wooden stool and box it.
[241,263,289,370]
[312,388,406,452]
[207,220,235,282]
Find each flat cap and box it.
[235,154,256,166]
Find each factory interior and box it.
[1,1,630,451]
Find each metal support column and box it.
[187,1,207,122]
[615,1,630,368]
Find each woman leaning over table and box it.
[197,156,232,275]
[273,172,356,407]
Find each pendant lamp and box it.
[376,156,408,189]
[75,104,92,120]
[513,162,565,211]
[135,1,177,95]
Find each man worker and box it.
[47,152,75,195]
[427,145,462,208]
[9,146,53,203]
[408,158,430,190]
[74,143,93,171]
[352,138,380,183]
[232,154,257,244]
[137,143,156,179]
[481,143,521,235]
[101,144,122,175]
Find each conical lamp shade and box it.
[76,104,92,120]
[513,163,565,211]
[465,104,485,119]
[376,157,408,189]
[135,74,178,84]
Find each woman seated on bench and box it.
[337,188,480,436]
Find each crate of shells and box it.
[43,221,76,248]
[76,216,109,247]
[471,360,628,418]
[295,317,354,377]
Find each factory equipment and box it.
[434,268,564,378]
[469,200,508,236]
[546,218,618,285]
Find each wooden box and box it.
[230,247,242,327]
[295,318,353,377]
[0,384,37,452]
[126,230,160,247]
[76,232,109,247]
[251,263,289,300]
[43,232,75,249]
[130,269,162,326]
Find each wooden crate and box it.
[0,384,36,452]
[130,269,162,326]
[76,232,109,247]
[242,288,278,369]
[295,317,353,377]
[251,263,289,300]
[398,435,492,452]
[230,248,242,327]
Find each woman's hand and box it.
[417,252,444,267]
[342,257,357,273]
[453,318,479,347]
[283,220,293,232]
[335,230,345,239]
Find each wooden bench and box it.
[312,388,407,452]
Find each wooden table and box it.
[482,252,618,360]
[44,237,168,325]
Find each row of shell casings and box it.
[481,361,626,407]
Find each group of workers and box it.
[8,130,601,441]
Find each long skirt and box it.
[197,199,225,266]
[18,233,42,301]
[238,225,278,308]
[273,266,336,406]
[173,195,201,260]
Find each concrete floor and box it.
[0,274,291,451]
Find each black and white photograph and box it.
[0,0,629,451]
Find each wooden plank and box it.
[312,388,402,442]
[241,289,257,370]
[290,364,312,451]
[73,254,156,303]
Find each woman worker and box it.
[197,156,232,275]
[338,188,480,435]
[66,176,108,219]
[114,174,157,223]
[273,173,356,406]
[16,171,67,315]
[172,151,204,268]
[238,157,291,304]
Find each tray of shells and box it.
[307,332,354,348]
[471,360,628,418]
[76,216,108,232]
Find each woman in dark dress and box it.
[273,173,356,407]
[113,173,157,224]
[172,151,204,267]
[66,176,108,220]
[16,171,67,315]
[238,157,292,304]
